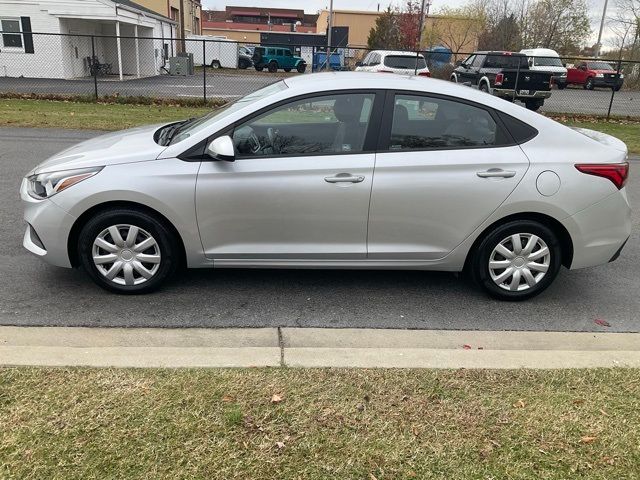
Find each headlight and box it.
[595,73,604,77]
[619,73,624,79]
[27,166,103,200]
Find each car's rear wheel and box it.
[211,60,221,69]
[556,82,566,90]
[479,82,489,93]
[255,65,264,71]
[296,63,306,73]
[450,74,458,82]
[470,220,562,301]
[268,61,278,73]
[284,67,291,72]
[78,208,179,294]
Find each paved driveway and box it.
[1,127,638,331]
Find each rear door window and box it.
[386,94,511,150]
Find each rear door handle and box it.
[477,169,516,178]
[324,174,365,183]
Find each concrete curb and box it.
[2,326,640,369]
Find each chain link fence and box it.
[1,32,639,118]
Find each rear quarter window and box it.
[496,111,538,144]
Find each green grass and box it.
[0,98,211,131]
[1,367,640,479]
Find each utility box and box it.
[169,55,192,76]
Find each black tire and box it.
[556,82,566,90]
[255,65,264,72]
[268,61,278,73]
[525,99,543,111]
[585,77,594,90]
[238,59,249,69]
[479,82,490,93]
[469,220,562,301]
[211,60,221,69]
[614,85,622,92]
[296,63,306,73]
[77,208,179,294]
[283,67,292,72]
[450,74,458,83]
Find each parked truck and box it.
[565,61,624,91]
[451,51,552,111]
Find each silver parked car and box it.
[21,73,631,300]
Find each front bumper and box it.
[20,178,77,268]
[493,88,551,100]
[563,189,632,270]
[592,77,624,88]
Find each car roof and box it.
[473,51,525,56]
[371,50,425,58]
[520,48,560,56]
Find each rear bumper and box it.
[493,88,551,100]
[563,189,632,270]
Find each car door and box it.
[195,91,382,261]
[457,54,475,82]
[367,91,530,260]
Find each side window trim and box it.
[376,89,516,152]
[227,89,386,160]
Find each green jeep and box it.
[252,47,307,73]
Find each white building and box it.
[0,0,177,79]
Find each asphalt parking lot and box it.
[1,127,638,332]
[1,72,639,117]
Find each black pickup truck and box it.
[451,51,553,111]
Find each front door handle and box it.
[324,174,365,183]
[477,169,516,178]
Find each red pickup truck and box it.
[566,61,624,91]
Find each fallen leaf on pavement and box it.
[463,344,472,350]
[595,319,611,327]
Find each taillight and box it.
[575,162,629,190]
[418,71,431,77]
[495,73,503,86]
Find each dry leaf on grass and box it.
[271,393,284,404]
[580,436,598,444]
[513,399,526,408]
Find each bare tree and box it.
[423,5,485,57]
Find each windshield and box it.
[588,61,614,70]
[384,55,427,69]
[534,56,563,67]
[484,54,528,69]
[166,81,288,145]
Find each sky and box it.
[201,0,619,47]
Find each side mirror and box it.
[563,63,567,68]
[206,135,235,161]
[455,60,463,67]
[528,58,533,67]
[355,61,363,67]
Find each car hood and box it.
[571,127,628,153]
[33,123,167,174]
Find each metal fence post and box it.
[606,59,622,119]
[513,56,520,103]
[202,39,207,103]
[91,35,98,101]
[414,49,419,75]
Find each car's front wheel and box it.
[470,220,562,301]
[585,77,595,90]
[78,208,179,294]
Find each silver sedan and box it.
[21,72,631,300]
